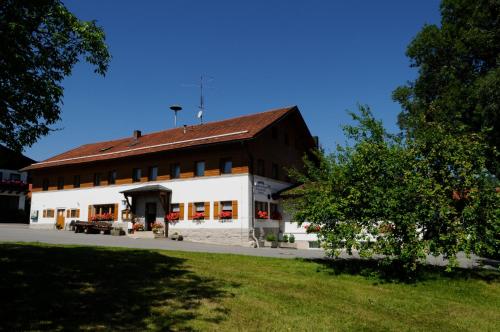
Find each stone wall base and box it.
[170,228,251,246]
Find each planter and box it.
[264,240,279,248]
[279,242,297,249]
[111,228,125,236]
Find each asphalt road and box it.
[0,224,497,269]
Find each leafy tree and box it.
[0,0,111,151]
[393,0,500,176]
[285,106,499,274]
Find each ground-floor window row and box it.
[38,200,241,222]
[38,200,289,223]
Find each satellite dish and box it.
[197,110,203,118]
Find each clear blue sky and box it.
[25,0,441,161]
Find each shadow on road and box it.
[0,243,234,331]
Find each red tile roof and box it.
[24,106,297,170]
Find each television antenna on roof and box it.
[181,75,214,125]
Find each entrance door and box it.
[145,203,157,231]
[56,209,65,230]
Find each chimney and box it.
[183,125,187,134]
[133,130,141,140]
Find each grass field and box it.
[0,243,498,331]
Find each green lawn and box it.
[0,243,498,331]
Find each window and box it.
[192,202,206,220]
[221,201,233,211]
[255,201,269,219]
[257,159,265,176]
[57,176,64,190]
[42,178,49,191]
[93,173,101,186]
[271,163,279,180]
[132,168,141,182]
[68,209,79,218]
[220,158,232,174]
[170,163,180,179]
[90,204,117,221]
[10,173,21,181]
[195,202,205,212]
[270,203,281,220]
[148,166,158,181]
[195,161,205,177]
[171,203,180,213]
[108,170,117,185]
[73,175,80,188]
[43,209,55,218]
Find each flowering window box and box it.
[91,213,114,222]
[257,210,268,219]
[219,211,232,220]
[192,212,205,220]
[304,224,321,233]
[166,212,180,222]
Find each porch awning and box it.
[119,185,171,196]
[120,185,172,213]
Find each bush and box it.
[266,234,277,242]
[289,234,295,243]
[282,234,289,243]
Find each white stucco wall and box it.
[250,175,318,243]
[30,173,251,230]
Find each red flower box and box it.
[91,213,114,222]
[257,210,268,219]
[193,212,205,220]
[304,224,321,233]
[219,211,232,219]
[166,212,180,222]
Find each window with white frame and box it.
[171,203,180,212]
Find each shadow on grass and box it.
[305,257,500,284]
[0,243,234,331]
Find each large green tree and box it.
[393,0,500,176]
[0,0,110,151]
[285,106,499,274]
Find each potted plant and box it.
[279,234,297,249]
[111,227,125,236]
[152,222,164,237]
[264,233,278,248]
[132,222,144,232]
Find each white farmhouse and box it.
[23,106,320,248]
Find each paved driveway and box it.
[0,224,497,269]
[0,224,325,259]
